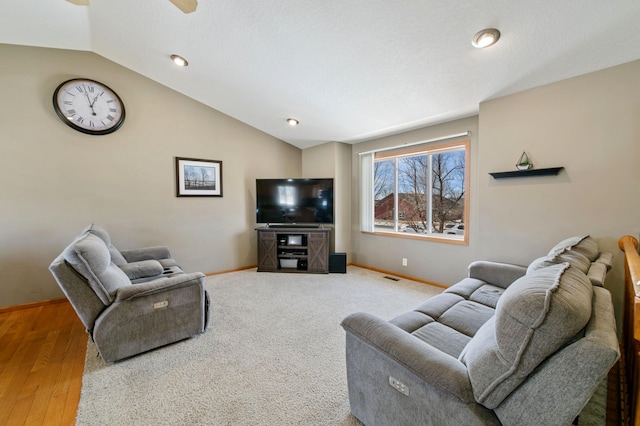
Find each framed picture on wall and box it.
[175,157,223,197]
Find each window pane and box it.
[398,155,428,234]
[431,150,465,237]
[374,159,395,231]
[363,139,469,242]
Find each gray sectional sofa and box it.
[341,236,619,425]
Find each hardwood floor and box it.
[0,299,625,425]
[0,300,86,426]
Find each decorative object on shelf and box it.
[53,78,125,135]
[175,157,223,197]
[516,151,533,170]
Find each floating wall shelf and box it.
[489,167,564,179]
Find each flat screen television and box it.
[256,178,334,225]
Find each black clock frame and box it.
[52,78,126,136]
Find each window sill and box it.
[361,230,468,245]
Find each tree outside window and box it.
[371,140,468,240]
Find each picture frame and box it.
[175,157,223,197]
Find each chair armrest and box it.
[114,272,205,301]
[95,272,207,362]
[341,312,474,403]
[467,261,527,289]
[118,260,164,280]
[120,246,172,262]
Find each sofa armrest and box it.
[114,272,205,301]
[594,251,613,270]
[341,311,474,403]
[120,246,172,262]
[468,261,527,289]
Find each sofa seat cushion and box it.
[438,301,496,337]
[63,233,131,304]
[445,278,505,309]
[412,322,472,358]
[459,263,593,409]
[389,277,499,358]
[390,307,475,359]
[389,310,435,332]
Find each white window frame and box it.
[360,138,470,245]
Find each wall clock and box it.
[53,78,126,135]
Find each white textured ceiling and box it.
[1,1,639,149]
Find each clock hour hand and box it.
[85,92,98,116]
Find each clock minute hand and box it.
[89,92,102,107]
[85,93,97,116]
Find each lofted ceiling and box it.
[1,1,639,149]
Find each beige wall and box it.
[0,44,301,308]
[350,116,479,285]
[301,142,352,257]
[351,60,640,328]
[477,59,640,322]
[3,41,638,322]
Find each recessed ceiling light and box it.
[472,28,501,48]
[170,54,189,67]
[287,118,299,126]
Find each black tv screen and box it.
[256,178,334,224]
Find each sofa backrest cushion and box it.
[82,223,128,266]
[527,249,591,275]
[62,232,131,304]
[549,235,599,262]
[459,263,593,408]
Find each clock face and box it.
[53,78,125,135]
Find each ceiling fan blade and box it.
[66,0,90,5]
[169,0,198,14]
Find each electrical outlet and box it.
[389,376,409,396]
[402,258,408,267]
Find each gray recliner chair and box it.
[49,224,210,363]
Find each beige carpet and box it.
[76,266,607,425]
[76,267,442,425]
